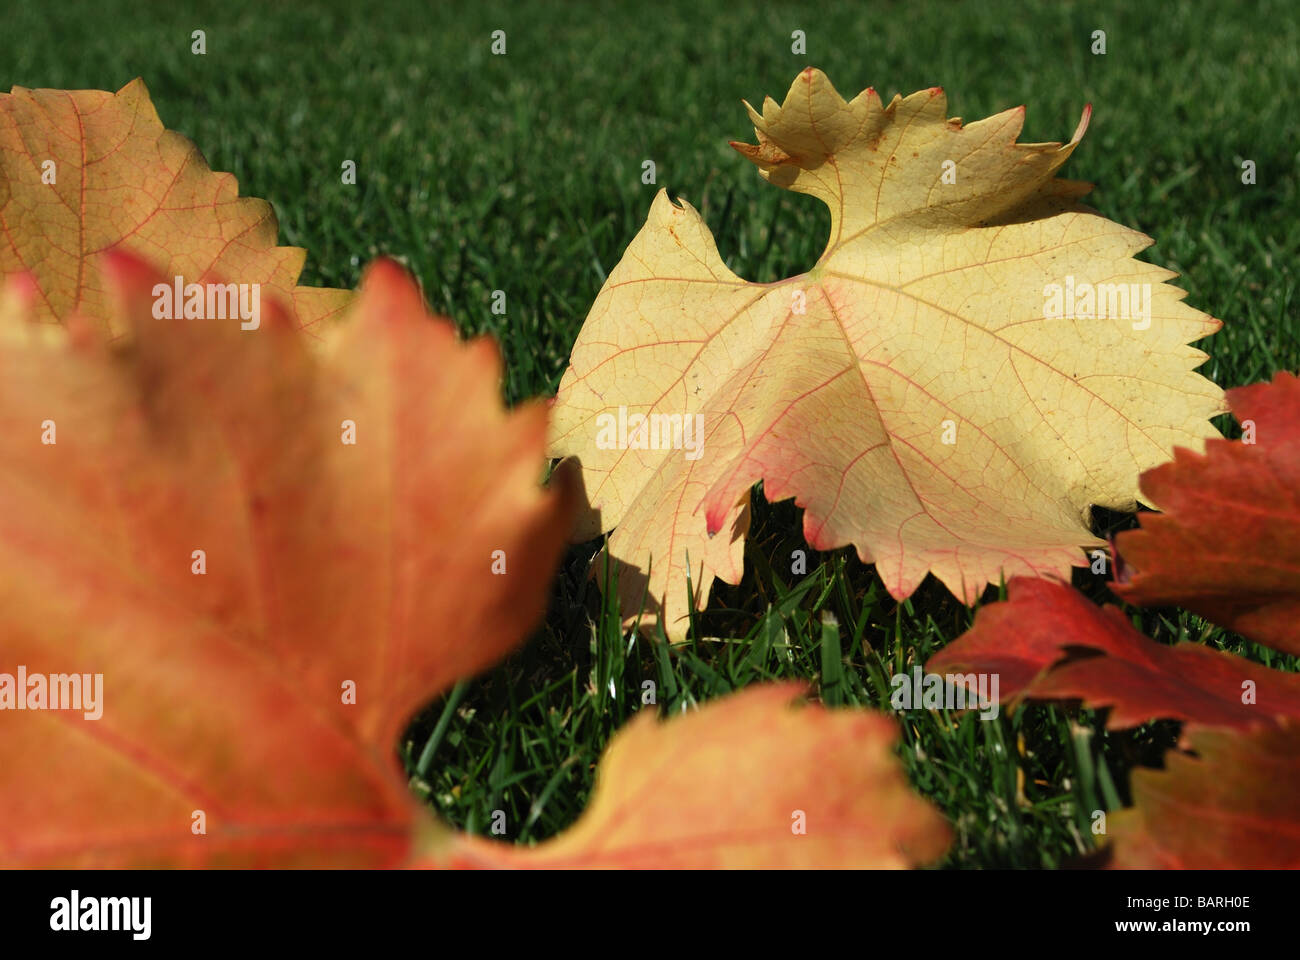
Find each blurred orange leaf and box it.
[0,252,949,868]
[442,684,951,869]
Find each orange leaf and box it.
[438,684,951,869]
[0,253,950,868]
[0,253,572,866]
[0,79,349,338]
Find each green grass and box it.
[7,0,1297,867]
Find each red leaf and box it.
[928,577,1300,731]
[1113,372,1300,656]
[1107,722,1300,868]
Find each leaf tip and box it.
[1071,103,1093,144]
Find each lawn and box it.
[6,0,1296,867]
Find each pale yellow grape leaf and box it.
[549,68,1223,640]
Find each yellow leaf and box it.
[549,69,1223,640]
